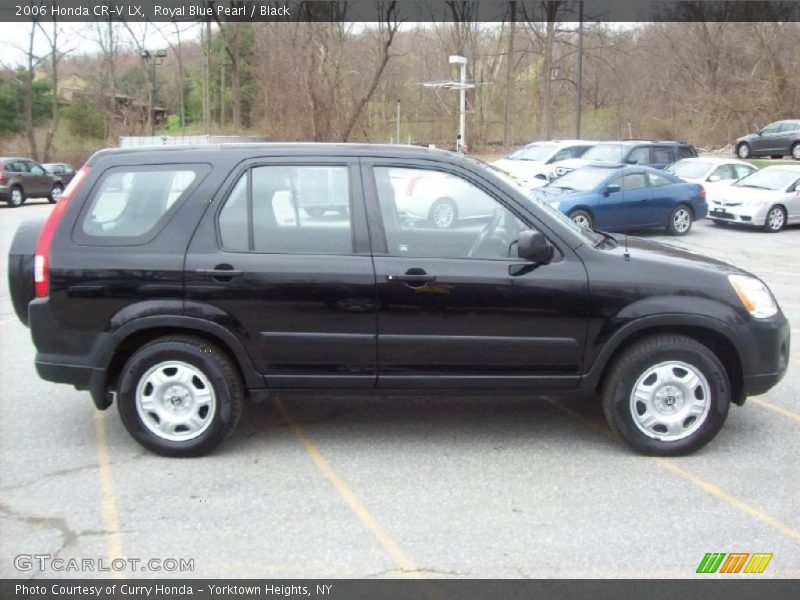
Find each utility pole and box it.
[449,55,467,152]
[396,100,401,144]
[575,1,584,139]
[503,1,516,150]
[141,49,167,137]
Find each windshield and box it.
[507,143,558,162]
[733,168,798,191]
[469,157,602,247]
[666,160,712,179]
[547,166,612,191]
[581,143,628,162]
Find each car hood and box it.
[710,185,781,204]
[533,186,591,201]
[552,158,594,170]
[608,235,746,276]
[494,159,548,177]
[737,132,760,143]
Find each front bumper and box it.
[708,202,768,226]
[740,312,790,399]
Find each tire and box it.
[762,204,786,233]
[568,209,593,229]
[601,334,730,456]
[7,186,24,207]
[48,184,64,204]
[428,198,458,229]
[667,204,693,235]
[117,335,244,457]
[736,143,751,159]
[791,142,800,161]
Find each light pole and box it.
[449,55,467,152]
[141,49,167,137]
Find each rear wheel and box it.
[117,336,244,457]
[8,186,24,207]
[736,143,751,159]
[763,205,786,233]
[48,184,63,203]
[602,335,730,455]
[568,209,593,229]
[428,198,458,229]
[667,204,693,235]
[792,142,800,161]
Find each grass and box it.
[747,158,798,168]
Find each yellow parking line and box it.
[273,396,422,578]
[93,411,124,578]
[546,398,800,543]
[750,396,800,425]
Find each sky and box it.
[0,21,197,69]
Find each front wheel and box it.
[117,336,244,457]
[736,143,751,159]
[667,204,693,235]
[48,184,64,203]
[763,205,786,233]
[602,335,730,455]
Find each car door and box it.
[778,121,800,155]
[596,171,652,230]
[362,159,589,390]
[184,157,378,388]
[644,171,682,226]
[754,122,783,153]
[786,176,800,225]
[27,161,52,196]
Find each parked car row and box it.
[735,119,800,160]
[0,157,75,207]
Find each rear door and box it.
[754,122,783,153]
[778,121,800,155]
[184,157,377,388]
[650,146,676,169]
[363,159,589,390]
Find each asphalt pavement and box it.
[1,199,798,579]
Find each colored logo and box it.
[696,552,773,574]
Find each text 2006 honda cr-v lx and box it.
[8,144,790,457]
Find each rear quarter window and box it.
[73,164,210,246]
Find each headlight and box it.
[728,274,778,318]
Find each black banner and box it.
[3,579,800,600]
[0,0,799,23]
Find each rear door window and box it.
[677,146,697,159]
[651,147,674,164]
[76,165,209,244]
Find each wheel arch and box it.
[585,318,745,406]
[93,316,264,410]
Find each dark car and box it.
[8,144,789,458]
[533,164,707,235]
[735,120,800,160]
[0,157,65,206]
[43,162,77,186]
[549,140,698,179]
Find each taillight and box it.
[699,186,707,200]
[34,165,91,298]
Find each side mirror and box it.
[518,229,554,264]
[603,183,621,196]
[707,175,721,182]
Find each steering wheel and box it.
[467,207,505,258]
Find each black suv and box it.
[550,140,697,179]
[8,144,789,457]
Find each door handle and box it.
[196,265,242,281]
[386,269,436,287]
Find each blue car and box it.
[533,164,707,235]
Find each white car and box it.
[392,169,496,228]
[666,157,757,195]
[493,140,594,188]
[707,165,800,232]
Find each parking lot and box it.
[1,198,798,579]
